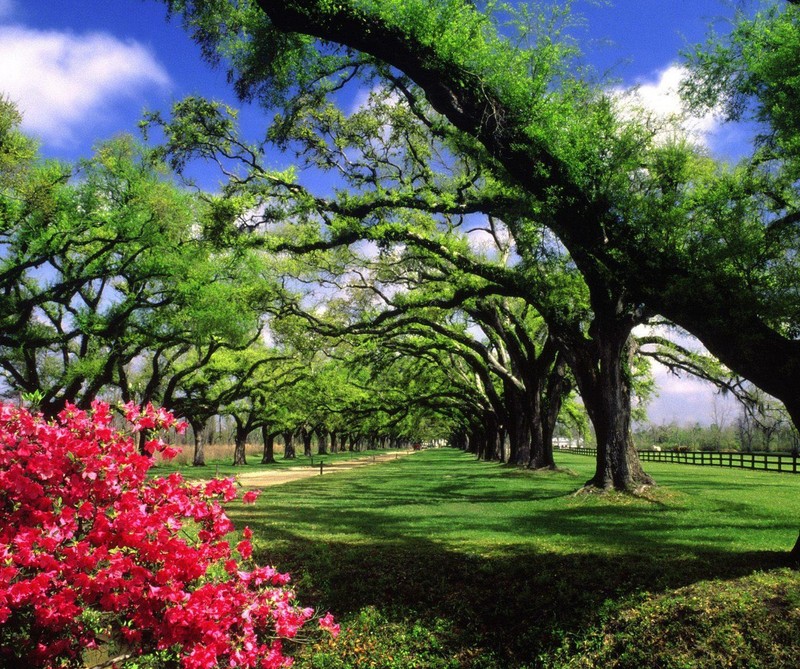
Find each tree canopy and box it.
[157,0,800,433]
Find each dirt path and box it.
[233,450,416,488]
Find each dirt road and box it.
[233,450,416,488]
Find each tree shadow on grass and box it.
[228,451,798,666]
[245,524,790,668]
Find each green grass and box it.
[224,448,800,668]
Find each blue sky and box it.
[0,0,747,426]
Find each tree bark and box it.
[505,389,531,466]
[300,427,313,457]
[528,389,554,469]
[541,353,570,467]
[191,418,206,466]
[316,427,329,455]
[575,323,653,490]
[282,431,296,459]
[261,426,276,464]
[233,425,248,466]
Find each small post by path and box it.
[319,461,324,475]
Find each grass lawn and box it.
[225,448,800,668]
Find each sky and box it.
[0,0,750,426]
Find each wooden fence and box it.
[557,446,800,474]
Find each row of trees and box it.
[144,0,800,489]
[5,0,800,491]
[0,99,465,467]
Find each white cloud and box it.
[635,322,740,425]
[0,25,170,146]
[348,85,402,116]
[352,239,380,261]
[615,64,719,147]
[646,361,739,426]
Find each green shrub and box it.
[552,569,800,669]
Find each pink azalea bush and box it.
[0,400,337,669]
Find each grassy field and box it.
[224,448,800,668]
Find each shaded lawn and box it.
[226,448,800,668]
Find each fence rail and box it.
[557,446,800,474]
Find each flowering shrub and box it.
[0,400,337,669]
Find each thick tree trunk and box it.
[462,431,477,455]
[301,427,313,457]
[495,425,507,462]
[540,354,570,469]
[528,391,555,469]
[584,330,653,490]
[476,413,502,461]
[282,431,296,459]
[233,427,248,466]
[261,426,276,464]
[316,428,329,455]
[191,419,206,466]
[505,390,531,466]
[329,431,338,453]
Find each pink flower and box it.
[242,490,261,505]
[318,612,340,637]
[0,401,321,669]
[236,539,253,560]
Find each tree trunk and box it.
[261,426,276,464]
[233,426,248,466]
[584,328,653,490]
[473,427,487,460]
[330,431,339,453]
[301,427,313,457]
[137,429,153,456]
[495,425,507,462]
[316,427,329,455]
[191,419,206,466]
[505,389,531,466]
[528,393,554,469]
[537,354,570,469]
[282,431,296,459]
[475,413,501,461]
